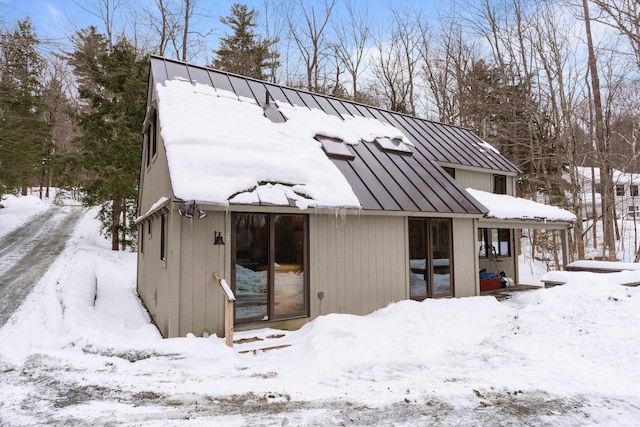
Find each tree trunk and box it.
[583,0,616,260]
[111,190,122,251]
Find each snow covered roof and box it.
[466,188,576,223]
[149,56,525,214]
[575,167,640,185]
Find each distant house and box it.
[136,56,575,338]
[575,167,640,220]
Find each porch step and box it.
[233,332,291,354]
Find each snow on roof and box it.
[155,79,411,209]
[575,167,640,185]
[466,188,576,222]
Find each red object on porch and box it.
[480,278,502,291]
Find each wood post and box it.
[214,273,235,347]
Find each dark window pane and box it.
[432,219,452,296]
[160,214,167,261]
[442,167,455,179]
[478,228,488,257]
[631,185,639,197]
[234,214,268,322]
[409,219,428,300]
[151,110,157,156]
[188,67,213,86]
[494,175,507,194]
[497,229,511,257]
[616,185,625,196]
[273,215,306,317]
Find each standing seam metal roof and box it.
[149,56,522,215]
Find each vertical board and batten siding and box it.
[454,168,493,193]
[309,214,408,318]
[449,168,518,197]
[177,211,229,337]
[451,218,479,297]
[137,75,173,337]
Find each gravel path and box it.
[0,206,85,327]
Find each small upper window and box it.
[151,110,157,157]
[443,167,456,179]
[494,175,507,194]
[374,137,412,154]
[616,184,625,196]
[316,135,354,159]
[631,185,639,197]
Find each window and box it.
[442,167,456,179]
[233,213,308,323]
[144,110,157,168]
[144,127,151,168]
[629,206,639,218]
[478,228,511,258]
[151,110,157,157]
[408,218,453,300]
[493,175,507,194]
[616,185,625,196]
[631,185,638,197]
[374,136,412,154]
[316,135,354,159]
[140,224,144,254]
[160,213,167,262]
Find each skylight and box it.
[316,135,354,159]
[375,137,412,154]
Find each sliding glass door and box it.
[233,213,308,323]
[408,218,453,299]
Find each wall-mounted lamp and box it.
[178,201,207,220]
[213,231,225,245]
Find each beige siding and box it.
[454,169,492,192]
[451,217,478,297]
[137,212,171,337]
[177,211,229,337]
[452,168,517,197]
[309,214,408,318]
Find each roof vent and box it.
[316,135,355,159]
[374,137,412,154]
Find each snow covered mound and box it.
[1,207,639,424]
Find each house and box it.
[574,167,640,220]
[136,56,575,338]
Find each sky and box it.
[1,191,640,425]
[0,0,446,59]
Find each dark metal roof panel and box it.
[148,56,512,214]
[187,66,213,87]
[209,71,234,92]
[164,60,190,81]
[150,57,168,83]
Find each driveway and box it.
[0,206,85,327]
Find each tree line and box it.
[0,0,638,261]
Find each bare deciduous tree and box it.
[284,0,336,92]
[331,0,371,101]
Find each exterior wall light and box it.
[179,201,207,220]
[213,231,225,245]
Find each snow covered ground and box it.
[1,194,639,426]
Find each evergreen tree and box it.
[67,27,148,250]
[0,18,49,199]
[212,3,279,80]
